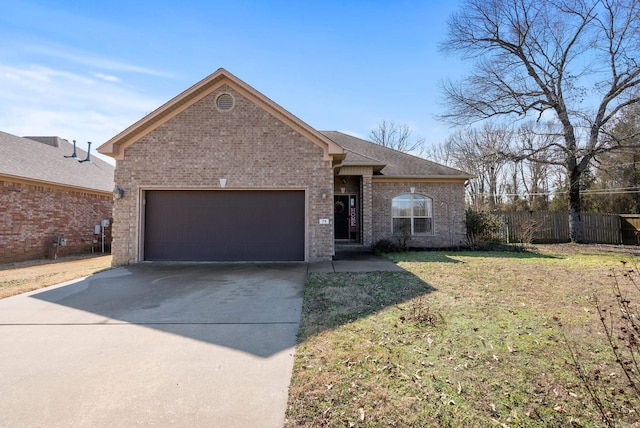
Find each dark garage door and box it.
[144,190,305,261]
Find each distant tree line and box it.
[425,104,640,215]
[372,103,640,214]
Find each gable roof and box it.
[321,131,472,179]
[97,68,344,162]
[0,131,114,194]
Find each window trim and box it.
[391,193,434,236]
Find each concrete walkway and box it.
[308,251,404,273]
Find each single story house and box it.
[0,132,114,262]
[98,69,470,265]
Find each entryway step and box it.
[334,243,373,260]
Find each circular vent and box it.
[216,93,234,111]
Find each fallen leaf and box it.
[358,408,365,421]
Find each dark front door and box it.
[334,195,358,241]
[144,190,305,261]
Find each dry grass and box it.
[286,244,640,427]
[0,254,112,299]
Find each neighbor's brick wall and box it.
[371,180,467,248]
[0,180,113,263]
[112,84,334,265]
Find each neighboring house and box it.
[0,132,114,262]
[98,68,471,265]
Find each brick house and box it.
[98,69,470,265]
[0,132,114,262]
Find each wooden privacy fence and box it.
[620,215,640,245]
[499,211,623,244]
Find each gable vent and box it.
[216,93,234,111]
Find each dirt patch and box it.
[537,242,640,256]
[0,254,112,299]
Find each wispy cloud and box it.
[93,72,120,83]
[23,44,176,78]
[0,64,163,163]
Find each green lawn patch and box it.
[285,244,640,427]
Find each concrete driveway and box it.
[0,263,306,427]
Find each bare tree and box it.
[423,140,454,167]
[588,103,640,212]
[370,121,426,156]
[441,0,640,242]
[515,123,563,210]
[443,122,512,209]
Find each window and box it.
[392,194,433,235]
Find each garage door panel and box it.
[144,190,304,261]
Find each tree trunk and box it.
[634,155,640,214]
[568,169,583,242]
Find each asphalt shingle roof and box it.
[0,131,114,193]
[321,131,471,178]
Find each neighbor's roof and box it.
[0,131,114,193]
[321,131,472,179]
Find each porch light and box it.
[113,186,125,200]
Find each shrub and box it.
[372,238,403,253]
[567,263,640,426]
[465,209,505,247]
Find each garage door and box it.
[143,190,305,261]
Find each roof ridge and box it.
[321,130,472,178]
[323,130,451,167]
[343,147,384,164]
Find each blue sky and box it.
[0,1,466,163]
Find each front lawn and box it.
[285,245,640,427]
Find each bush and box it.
[372,238,403,253]
[465,209,505,247]
[566,263,640,426]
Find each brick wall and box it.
[0,180,113,263]
[112,84,334,265]
[371,180,467,248]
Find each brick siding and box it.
[371,180,467,248]
[112,84,334,265]
[0,180,113,263]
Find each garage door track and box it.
[0,263,306,427]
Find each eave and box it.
[0,173,113,197]
[98,68,344,162]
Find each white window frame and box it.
[391,193,433,235]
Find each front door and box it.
[334,195,359,241]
